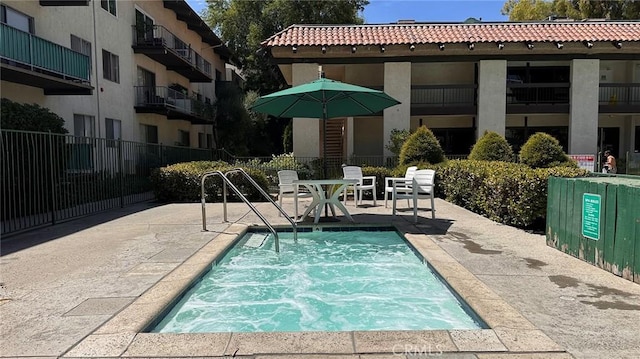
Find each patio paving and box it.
[1,197,639,358]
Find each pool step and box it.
[244,233,270,248]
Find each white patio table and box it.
[293,179,358,224]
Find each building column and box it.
[383,62,411,158]
[477,60,507,138]
[292,63,320,158]
[569,59,599,155]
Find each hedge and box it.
[150,161,270,203]
[435,160,588,228]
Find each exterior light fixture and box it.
[351,46,357,53]
[321,45,327,54]
[380,45,385,53]
[292,45,297,53]
[409,44,416,51]
[583,41,593,48]
[497,42,504,50]
[438,43,445,51]
[613,41,622,49]
[556,42,563,49]
[526,42,534,50]
[467,42,475,50]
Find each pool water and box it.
[150,229,485,333]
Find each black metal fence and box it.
[1,130,212,236]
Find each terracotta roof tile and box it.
[263,22,640,47]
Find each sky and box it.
[185,0,509,24]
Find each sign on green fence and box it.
[582,193,601,240]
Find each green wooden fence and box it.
[547,176,640,283]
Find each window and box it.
[140,124,158,144]
[100,0,116,16]
[198,132,206,149]
[1,5,34,33]
[74,114,95,137]
[135,9,154,43]
[71,35,92,72]
[635,126,640,152]
[102,50,119,83]
[105,118,121,147]
[178,130,190,147]
[207,134,212,149]
[215,69,222,81]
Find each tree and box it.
[385,128,411,159]
[502,0,640,21]
[204,0,369,94]
[213,82,252,155]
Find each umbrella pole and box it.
[322,110,330,218]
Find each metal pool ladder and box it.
[201,168,298,253]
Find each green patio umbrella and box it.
[250,74,401,178]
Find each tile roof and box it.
[263,22,640,47]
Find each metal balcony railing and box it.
[132,24,211,77]
[134,86,214,120]
[411,85,477,106]
[599,83,640,106]
[0,22,90,82]
[506,83,570,104]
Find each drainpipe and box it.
[92,0,102,137]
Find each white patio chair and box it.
[277,170,313,219]
[384,166,417,208]
[392,169,435,223]
[342,166,377,206]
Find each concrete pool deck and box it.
[1,198,639,358]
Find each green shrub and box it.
[436,160,587,227]
[399,126,445,166]
[362,166,393,196]
[469,131,514,162]
[1,98,68,133]
[150,161,270,203]
[519,132,572,168]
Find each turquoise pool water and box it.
[150,229,484,333]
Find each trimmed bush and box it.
[469,131,514,162]
[399,126,445,166]
[435,160,587,227]
[1,98,68,133]
[150,161,270,203]
[519,132,572,168]
[362,166,393,197]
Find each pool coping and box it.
[62,222,568,357]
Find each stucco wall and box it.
[412,62,474,85]
[353,116,383,156]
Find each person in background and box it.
[603,150,617,174]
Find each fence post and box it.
[48,131,57,225]
[118,139,124,208]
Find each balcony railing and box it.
[506,83,570,105]
[599,83,640,106]
[411,84,476,106]
[132,24,212,81]
[134,86,214,124]
[0,22,91,83]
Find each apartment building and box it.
[0,0,235,149]
[261,21,640,162]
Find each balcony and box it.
[39,0,90,5]
[410,84,477,115]
[132,25,212,82]
[599,83,640,113]
[0,23,92,95]
[134,86,214,124]
[506,83,570,114]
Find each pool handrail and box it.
[201,170,280,253]
[225,168,297,241]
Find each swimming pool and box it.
[150,227,486,333]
